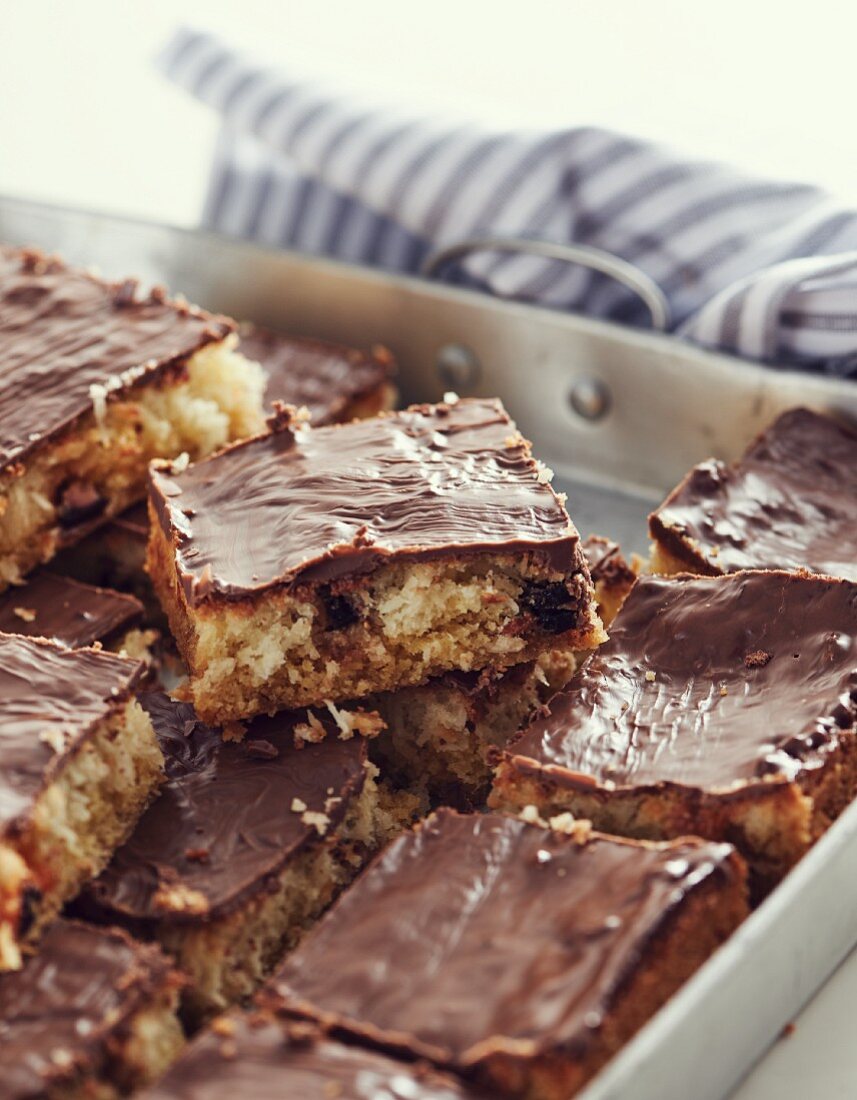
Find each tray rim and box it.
[1,189,854,409]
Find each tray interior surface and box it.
[2,195,856,1100]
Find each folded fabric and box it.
[159,27,857,376]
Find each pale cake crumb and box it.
[301,811,331,837]
[153,883,209,916]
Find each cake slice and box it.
[368,649,576,810]
[239,324,397,422]
[80,692,415,1024]
[0,634,162,969]
[141,1010,483,1099]
[580,534,637,627]
[0,246,265,589]
[649,407,857,580]
[0,919,183,1098]
[492,570,857,893]
[268,809,747,1099]
[147,397,603,723]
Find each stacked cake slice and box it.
[146,396,604,723]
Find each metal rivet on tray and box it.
[435,344,480,392]
[568,377,611,421]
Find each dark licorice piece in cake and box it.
[649,407,857,580]
[520,578,587,634]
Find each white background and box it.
[3,3,857,1097]
[4,0,857,225]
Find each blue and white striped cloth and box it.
[159,27,857,376]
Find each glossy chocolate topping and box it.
[270,809,739,1066]
[86,693,367,922]
[509,571,857,790]
[0,919,174,1100]
[149,398,582,603]
[142,1012,479,1100]
[0,634,143,835]
[240,325,394,424]
[0,571,142,647]
[649,408,857,580]
[0,246,232,473]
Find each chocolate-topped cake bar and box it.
[240,324,396,422]
[0,247,265,590]
[0,634,163,969]
[492,570,857,890]
[142,1011,483,1100]
[268,809,747,1099]
[1,919,184,1098]
[147,398,603,723]
[81,693,415,1023]
[0,570,144,650]
[649,407,857,579]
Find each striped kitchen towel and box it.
[159,27,857,376]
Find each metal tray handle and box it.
[421,236,671,332]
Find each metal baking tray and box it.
[2,194,856,1100]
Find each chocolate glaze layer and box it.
[142,1012,479,1100]
[0,919,174,1100]
[0,247,232,474]
[149,398,583,603]
[270,809,739,1066]
[240,325,394,424]
[0,571,142,647]
[0,634,144,834]
[649,408,857,580]
[86,693,367,923]
[509,571,857,791]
